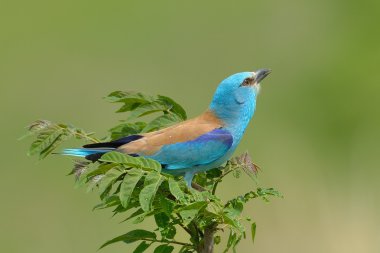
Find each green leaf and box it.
[142,113,182,132]
[105,91,153,104]
[154,212,176,239]
[133,241,151,253]
[214,235,221,245]
[179,201,207,225]
[93,195,120,210]
[153,244,174,253]
[158,95,187,120]
[251,222,256,245]
[99,229,156,249]
[85,163,116,179]
[257,187,282,198]
[120,168,144,208]
[100,152,142,167]
[116,103,141,113]
[222,213,244,233]
[139,172,164,211]
[139,157,162,172]
[109,121,146,139]
[158,195,175,215]
[121,208,144,223]
[132,209,159,224]
[179,246,193,253]
[168,178,185,202]
[100,152,161,172]
[154,212,170,229]
[28,128,63,157]
[206,168,223,179]
[223,231,237,253]
[162,225,176,239]
[224,199,244,218]
[128,101,170,120]
[232,235,242,253]
[98,168,123,196]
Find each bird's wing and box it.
[117,110,232,169]
[146,128,233,170]
[118,110,224,156]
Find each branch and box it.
[198,223,217,253]
[142,238,192,247]
[211,168,235,195]
[176,214,193,236]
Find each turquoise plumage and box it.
[61,69,271,186]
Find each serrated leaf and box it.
[142,113,182,132]
[133,241,151,253]
[120,168,144,208]
[168,178,185,202]
[93,195,120,210]
[116,102,141,113]
[100,152,161,172]
[121,208,144,223]
[85,163,116,179]
[157,95,187,120]
[109,121,146,139]
[139,172,164,212]
[98,168,123,196]
[139,157,161,172]
[105,91,153,104]
[127,101,170,120]
[251,222,256,245]
[153,244,174,253]
[28,128,63,157]
[99,229,156,249]
[100,152,142,167]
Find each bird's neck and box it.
[209,98,256,144]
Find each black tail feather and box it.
[83,135,143,149]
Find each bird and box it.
[61,69,271,187]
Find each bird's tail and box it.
[59,134,144,162]
[60,148,114,161]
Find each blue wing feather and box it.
[145,128,233,170]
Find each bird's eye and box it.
[241,78,251,86]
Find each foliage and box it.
[25,91,281,253]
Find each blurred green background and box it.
[1,0,380,252]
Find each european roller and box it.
[62,69,271,187]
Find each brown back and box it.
[118,110,223,156]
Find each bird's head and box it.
[209,69,271,124]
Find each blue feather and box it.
[61,148,112,157]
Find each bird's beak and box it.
[254,69,271,84]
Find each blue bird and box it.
[62,69,271,187]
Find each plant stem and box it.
[211,169,235,195]
[142,238,192,247]
[176,214,193,236]
[198,223,217,253]
[54,124,100,143]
